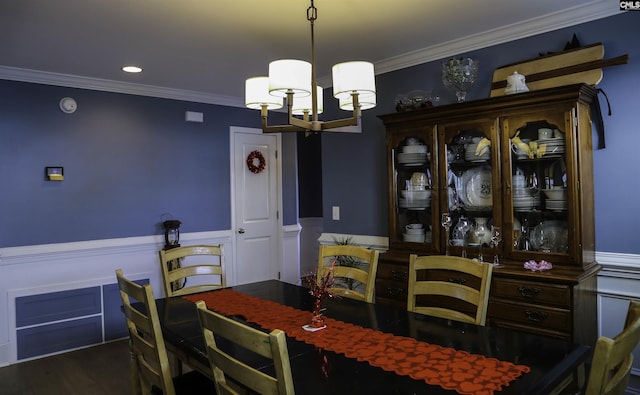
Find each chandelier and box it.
[244,0,376,133]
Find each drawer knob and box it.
[387,287,404,296]
[518,286,541,298]
[391,270,408,280]
[525,310,548,322]
[448,276,467,285]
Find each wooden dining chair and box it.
[195,300,295,395]
[115,269,215,395]
[407,255,493,326]
[317,244,380,303]
[583,300,640,395]
[159,244,226,297]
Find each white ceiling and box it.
[0,0,617,107]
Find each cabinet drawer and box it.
[375,279,407,302]
[491,278,571,307]
[377,263,409,283]
[489,300,572,333]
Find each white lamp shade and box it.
[269,59,312,98]
[332,61,376,100]
[339,92,376,111]
[292,86,323,115]
[245,77,283,110]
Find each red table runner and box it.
[184,289,530,395]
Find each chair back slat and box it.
[196,300,295,395]
[407,255,493,326]
[317,244,380,303]
[159,244,226,297]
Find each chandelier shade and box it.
[268,59,312,98]
[332,61,376,100]
[292,85,324,115]
[245,77,283,110]
[339,92,376,111]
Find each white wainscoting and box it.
[0,231,233,366]
[0,226,303,367]
[281,224,302,285]
[299,218,324,281]
[596,251,640,394]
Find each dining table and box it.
[154,279,589,395]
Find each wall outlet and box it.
[332,206,340,221]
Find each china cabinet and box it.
[378,84,600,346]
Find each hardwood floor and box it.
[0,340,132,395]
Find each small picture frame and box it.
[45,166,64,181]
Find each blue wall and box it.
[321,12,640,254]
[1,12,638,255]
[0,82,298,247]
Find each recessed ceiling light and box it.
[122,66,143,73]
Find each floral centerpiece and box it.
[304,260,337,330]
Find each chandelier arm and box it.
[261,104,307,133]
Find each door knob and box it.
[238,228,246,234]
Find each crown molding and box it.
[0,65,245,108]
[0,1,619,107]
[374,1,620,75]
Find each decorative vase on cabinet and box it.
[378,84,601,347]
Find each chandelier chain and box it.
[307,0,317,22]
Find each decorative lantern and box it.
[162,220,181,250]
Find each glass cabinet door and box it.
[388,128,438,252]
[501,107,576,264]
[438,118,498,261]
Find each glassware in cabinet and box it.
[438,119,498,261]
[501,113,574,263]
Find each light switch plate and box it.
[332,206,340,221]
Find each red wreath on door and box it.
[246,150,266,174]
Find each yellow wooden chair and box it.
[195,300,295,395]
[584,300,640,395]
[317,244,380,303]
[407,255,493,326]
[115,269,215,395]
[159,244,226,297]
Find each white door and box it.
[231,127,282,285]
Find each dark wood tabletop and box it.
[154,280,589,395]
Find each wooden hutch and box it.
[377,84,601,347]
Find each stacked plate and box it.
[398,144,428,165]
[398,152,428,166]
[537,138,565,157]
[464,143,490,162]
[513,188,540,211]
[543,188,568,211]
[399,197,431,209]
[403,229,432,243]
